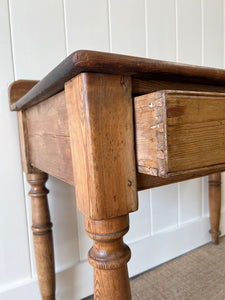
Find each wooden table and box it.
[9,50,223,300]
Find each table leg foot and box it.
[209,173,221,245]
[27,172,55,300]
[85,215,132,300]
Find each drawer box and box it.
[134,90,225,177]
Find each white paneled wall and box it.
[109,0,146,56]
[0,0,31,291]
[64,0,110,53]
[146,0,176,61]
[0,0,225,299]
[177,0,202,64]
[203,0,224,67]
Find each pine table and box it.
[9,50,223,300]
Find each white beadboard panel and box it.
[64,0,110,54]
[179,178,202,224]
[177,0,202,64]
[46,178,79,271]
[128,215,212,277]
[0,0,31,288]
[0,280,40,300]
[76,208,92,262]
[125,190,151,244]
[109,0,146,56]
[202,176,209,217]
[222,173,225,213]
[0,262,93,300]
[9,0,79,276]
[9,0,66,79]
[23,176,80,276]
[146,0,176,61]
[151,183,178,233]
[56,262,93,300]
[202,0,223,67]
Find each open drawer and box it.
[134,90,225,178]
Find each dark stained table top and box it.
[11,50,225,110]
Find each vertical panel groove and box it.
[201,0,204,66]
[62,0,69,56]
[107,0,112,52]
[149,190,153,235]
[22,181,34,277]
[7,0,33,279]
[144,0,148,57]
[7,0,15,79]
[201,177,205,217]
[0,0,32,286]
[177,183,181,226]
[224,0,225,68]
[175,0,178,62]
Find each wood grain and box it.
[85,216,131,300]
[65,73,138,219]
[11,50,225,110]
[132,78,225,96]
[17,110,33,173]
[137,169,225,190]
[9,80,39,173]
[65,73,136,298]
[27,172,55,300]
[25,91,74,185]
[16,81,225,190]
[135,90,225,177]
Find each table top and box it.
[11,50,225,111]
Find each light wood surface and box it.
[27,172,55,300]
[65,73,137,219]
[25,91,73,184]
[209,173,221,244]
[85,216,131,300]
[132,78,225,96]
[16,84,225,190]
[65,73,138,299]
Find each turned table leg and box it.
[209,173,221,244]
[65,73,138,299]
[27,172,55,300]
[85,216,131,300]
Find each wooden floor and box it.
[84,236,225,299]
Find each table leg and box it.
[65,72,138,299]
[26,172,55,300]
[85,215,131,300]
[209,173,221,244]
